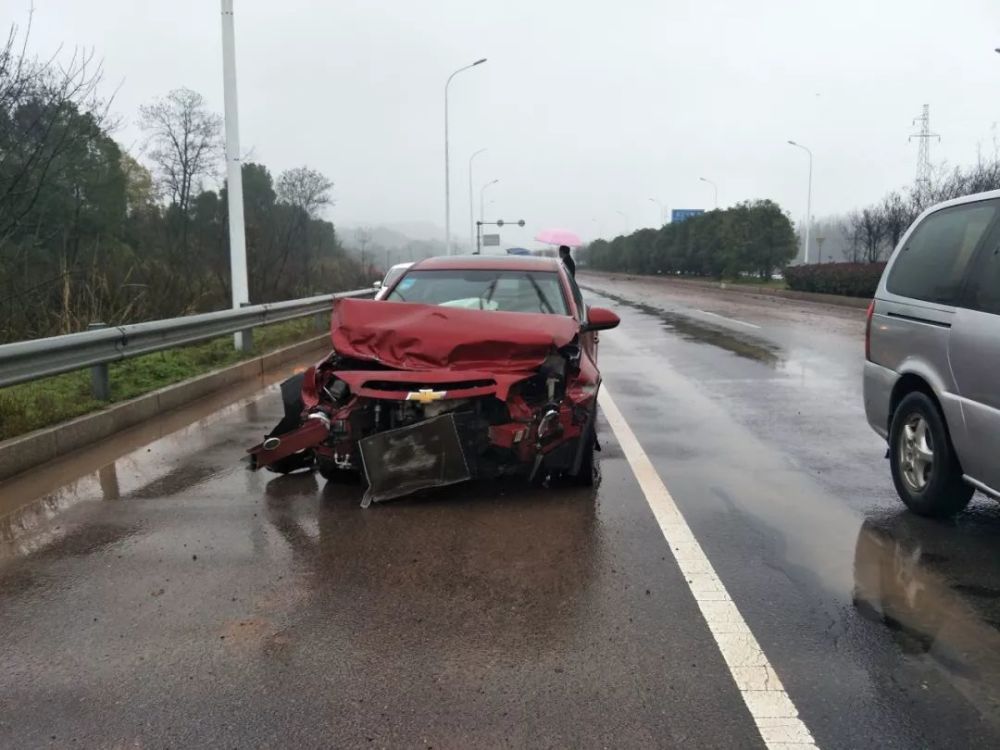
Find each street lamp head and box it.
[699,177,708,182]
[787,140,797,146]
[473,58,487,66]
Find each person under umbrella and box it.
[533,229,582,279]
[559,245,576,278]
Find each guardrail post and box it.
[87,322,111,401]
[235,303,253,353]
[314,311,327,332]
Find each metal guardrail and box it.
[0,288,375,390]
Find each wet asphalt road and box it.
[2,274,1000,748]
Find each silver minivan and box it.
[864,190,1000,517]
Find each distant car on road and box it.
[864,190,1000,517]
[374,262,412,300]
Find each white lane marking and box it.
[598,386,817,750]
[696,309,762,329]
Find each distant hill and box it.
[337,221,449,270]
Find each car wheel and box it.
[571,427,598,487]
[317,456,360,484]
[264,450,314,475]
[889,392,973,518]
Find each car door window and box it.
[965,239,1000,315]
[565,273,586,322]
[887,201,998,305]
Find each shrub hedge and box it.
[783,262,886,298]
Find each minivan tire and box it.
[888,391,973,518]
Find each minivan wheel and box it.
[888,392,973,518]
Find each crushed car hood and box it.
[331,298,580,372]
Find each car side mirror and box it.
[582,306,620,332]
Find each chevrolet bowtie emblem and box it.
[406,388,447,404]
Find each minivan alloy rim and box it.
[899,414,934,492]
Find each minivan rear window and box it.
[887,202,997,305]
[966,246,1000,315]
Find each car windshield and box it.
[387,269,568,315]
[382,265,408,290]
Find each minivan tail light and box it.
[865,300,875,361]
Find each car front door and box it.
[948,224,1000,495]
[565,271,598,364]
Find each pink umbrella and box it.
[534,228,582,247]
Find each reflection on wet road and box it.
[1,275,1000,748]
[584,288,782,367]
[854,509,1000,722]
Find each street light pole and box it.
[480,178,499,224]
[788,140,813,264]
[699,177,718,209]
[468,148,487,252]
[444,58,487,255]
[648,197,665,225]
[220,0,250,352]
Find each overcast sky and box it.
[10,0,1000,249]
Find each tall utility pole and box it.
[648,197,665,225]
[787,140,813,264]
[615,210,629,235]
[468,148,487,252]
[444,58,486,255]
[699,177,719,209]
[355,228,372,276]
[480,178,499,224]
[220,0,250,351]
[910,104,940,193]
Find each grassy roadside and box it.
[0,318,323,442]
[724,277,788,290]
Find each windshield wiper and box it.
[484,278,499,306]
[526,275,555,314]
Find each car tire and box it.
[264,450,314,475]
[888,391,973,518]
[317,456,360,484]
[571,427,598,487]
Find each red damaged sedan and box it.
[247,255,620,506]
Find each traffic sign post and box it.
[475,219,526,254]
[670,209,705,224]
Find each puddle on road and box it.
[584,288,781,367]
[853,507,1000,726]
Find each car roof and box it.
[387,262,412,273]
[410,254,562,272]
[919,188,1000,214]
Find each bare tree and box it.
[881,191,915,253]
[840,211,864,263]
[265,166,334,296]
[276,166,333,218]
[854,207,887,263]
[138,88,221,216]
[0,19,111,245]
